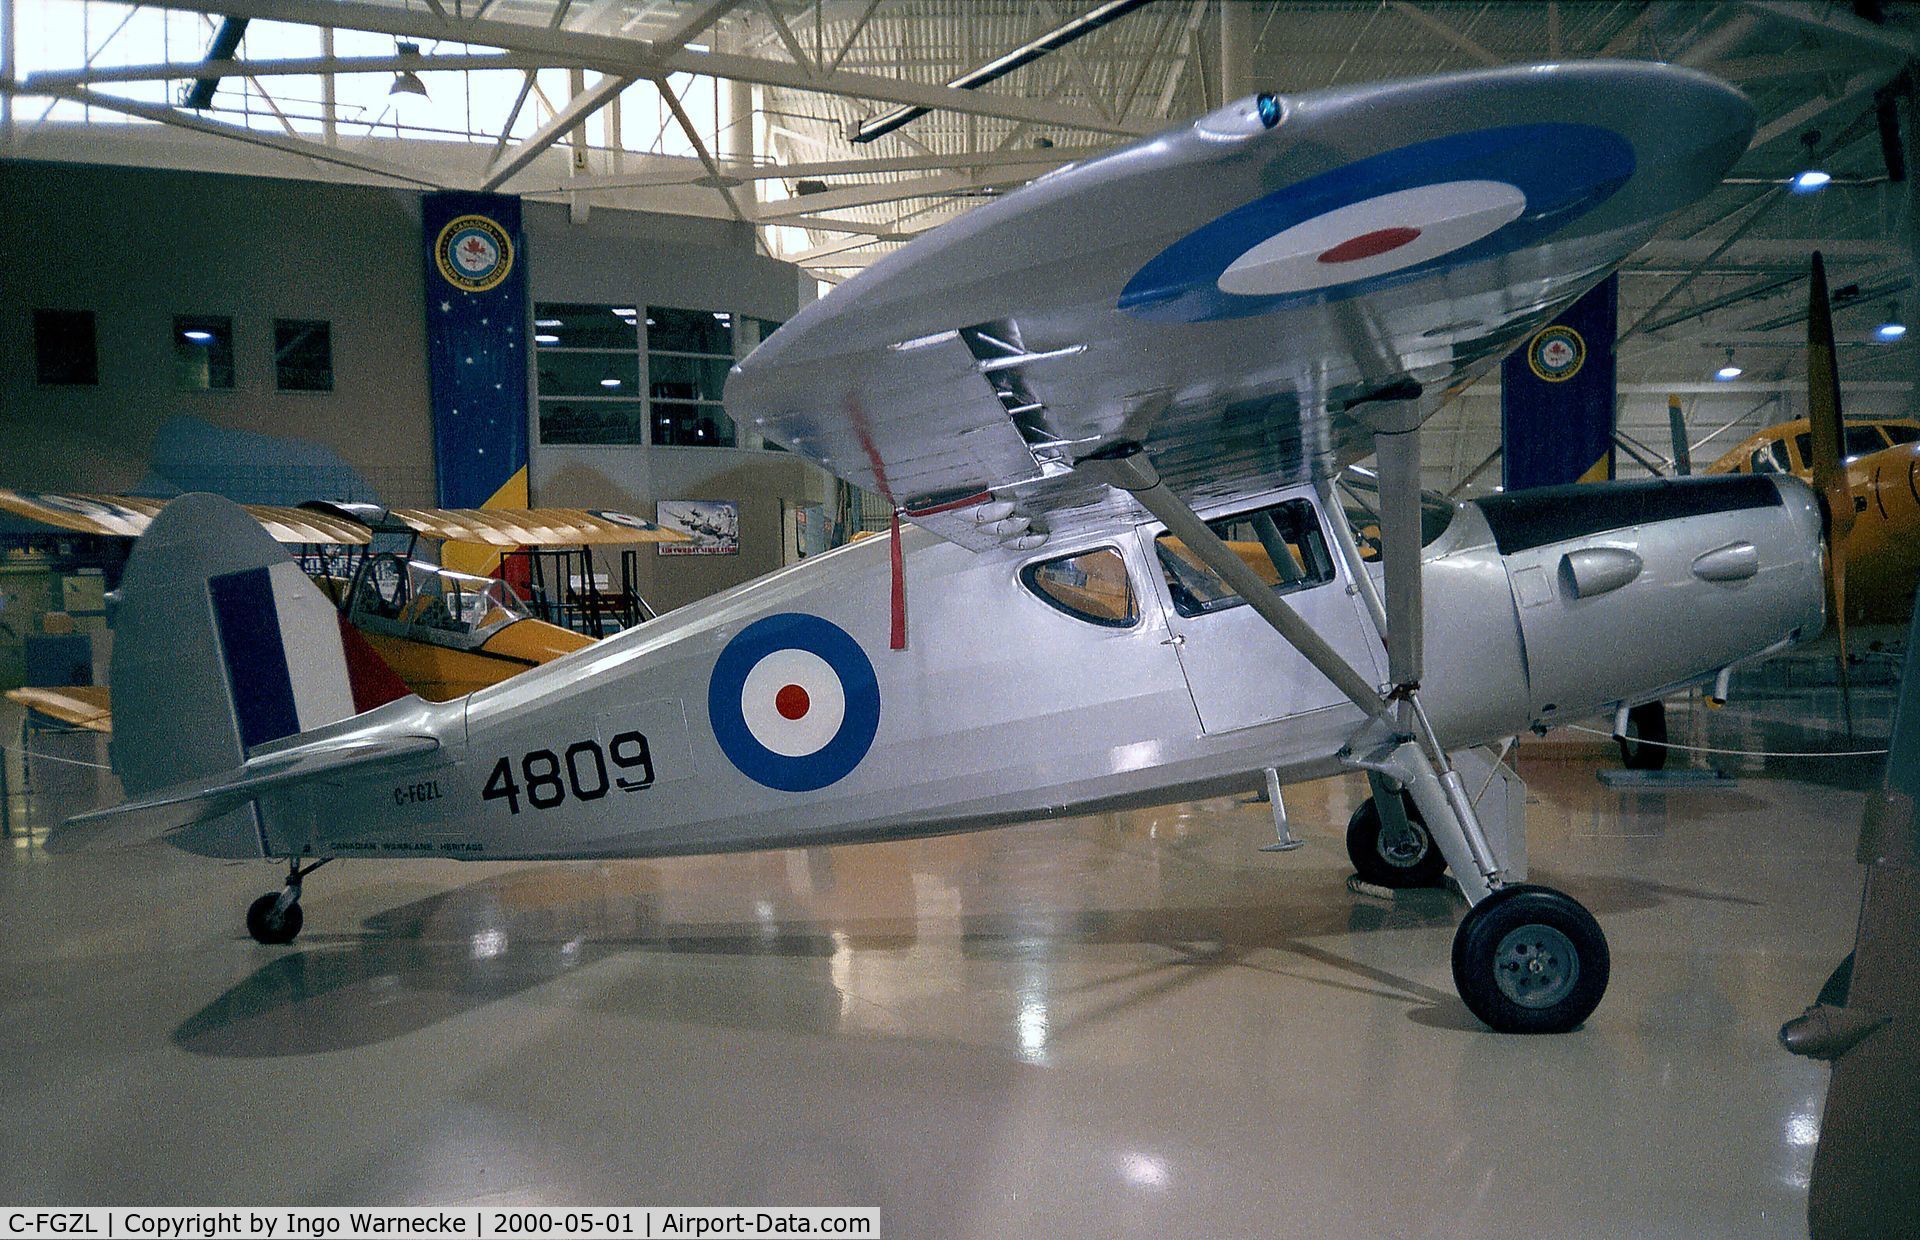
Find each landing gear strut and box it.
[246,856,330,945]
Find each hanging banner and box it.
[1501,273,1618,490]
[422,191,530,573]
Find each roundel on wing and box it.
[1119,122,1635,322]
[708,613,880,792]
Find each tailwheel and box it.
[245,855,329,945]
[1452,885,1608,1033]
[1346,794,1447,888]
[246,892,303,945]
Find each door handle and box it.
[1161,634,1186,647]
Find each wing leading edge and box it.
[728,61,1755,548]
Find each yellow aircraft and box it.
[0,492,682,728]
[1704,418,1920,626]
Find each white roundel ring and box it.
[708,612,880,792]
[739,647,846,757]
[1216,179,1527,296]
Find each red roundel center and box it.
[775,684,811,720]
[1317,226,1423,265]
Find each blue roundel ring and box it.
[708,613,880,792]
[1119,122,1635,323]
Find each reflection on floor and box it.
[0,684,1882,1237]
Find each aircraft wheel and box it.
[1346,795,1447,888]
[1617,701,1670,771]
[246,892,303,946]
[1452,885,1609,1034]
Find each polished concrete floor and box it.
[0,683,1884,1238]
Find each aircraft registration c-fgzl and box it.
[59,62,1833,1034]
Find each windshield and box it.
[354,553,531,637]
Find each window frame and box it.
[1018,543,1141,630]
[1151,496,1339,620]
[273,318,334,392]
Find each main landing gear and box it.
[246,855,330,945]
[1346,792,1446,889]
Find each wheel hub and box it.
[1492,923,1579,1009]
[1376,825,1427,868]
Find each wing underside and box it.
[727,62,1755,548]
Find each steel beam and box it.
[481,72,632,192]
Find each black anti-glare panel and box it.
[1475,475,1783,554]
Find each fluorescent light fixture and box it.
[534,333,560,344]
[1789,169,1831,193]
[599,377,623,388]
[1716,364,1743,380]
[612,307,637,316]
[181,329,213,342]
[1876,321,1908,341]
[535,318,563,327]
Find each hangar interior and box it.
[2,1,1918,1235]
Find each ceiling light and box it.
[535,318,563,328]
[599,377,623,388]
[180,329,213,343]
[1876,302,1907,341]
[390,42,428,99]
[534,333,559,344]
[612,307,637,317]
[1715,348,1743,381]
[1789,169,1831,193]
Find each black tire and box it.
[1816,951,1855,1008]
[1451,884,1609,1034]
[1617,701,1670,771]
[1346,795,1447,888]
[246,892,303,945]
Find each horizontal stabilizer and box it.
[51,733,439,853]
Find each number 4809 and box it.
[483,731,654,814]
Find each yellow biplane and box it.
[0,490,684,729]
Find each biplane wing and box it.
[0,488,372,544]
[297,501,685,545]
[726,62,1754,547]
[4,685,113,733]
[0,489,686,547]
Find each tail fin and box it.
[109,493,357,857]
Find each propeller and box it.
[1806,251,1857,734]
[1667,395,1693,476]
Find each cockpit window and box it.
[1880,423,1920,446]
[1793,432,1814,471]
[351,553,532,644]
[1846,425,1891,458]
[1021,546,1138,628]
[1154,498,1336,618]
[1750,439,1792,474]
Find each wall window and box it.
[648,306,736,447]
[174,316,235,390]
[275,319,333,391]
[1154,498,1336,618]
[534,303,645,444]
[34,309,97,385]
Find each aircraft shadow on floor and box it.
[170,852,1715,1058]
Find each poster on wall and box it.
[656,500,740,555]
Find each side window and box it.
[1880,424,1920,446]
[1750,440,1791,474]
[1021,546,1138,628]
[1793,432,1814,471]
[1845,425,1890,458]
[1154,498,1336,618]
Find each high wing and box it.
[48,732,439,852]
[0,488,372,544]
[0,489,687,547]
[726,62,1755,548]
[297,501,686,546]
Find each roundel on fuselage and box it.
[1118,122,1635,323]
[708,613,880,792]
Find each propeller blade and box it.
[1808,251,1857,738]
[1667,394,1692,476]
[1807,251,1856,545]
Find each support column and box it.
[1218,0,1252,102]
